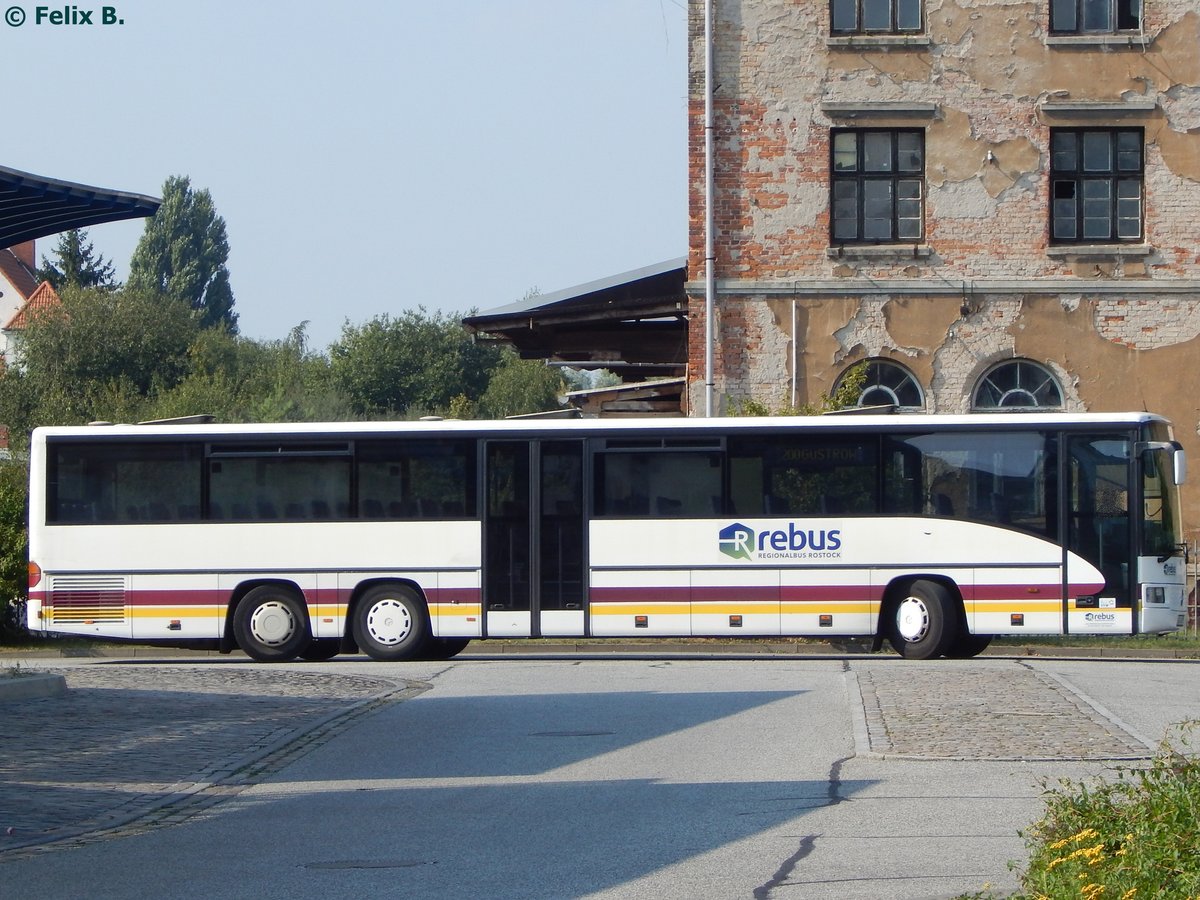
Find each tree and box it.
[150,323,348,423]
[127,175,238,332]
[5,285,200,429]
[36,229,117,290]
[329,308,502,417]
[477,353,564,418]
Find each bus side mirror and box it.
[1174,446,1187,486]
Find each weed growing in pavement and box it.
[1016,721,1200,898]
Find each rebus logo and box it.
[717,522,844,561]
[719,522,755,560]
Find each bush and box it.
[1015,721,1200,898]
[0,460,28,641]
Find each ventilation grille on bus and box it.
[48,575,127,625]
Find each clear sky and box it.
[3,0,688,351]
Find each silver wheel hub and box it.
[249,601,297,646]
[896,596,930,642]
[365,599,413,646]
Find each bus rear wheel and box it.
[234,585,310,662]
[886,579,957,660]
[352,585,429,661]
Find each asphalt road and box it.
[2,653,1199,899]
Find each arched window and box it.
[972,360,1063,410]
[839,359,924,410]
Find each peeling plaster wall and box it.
[689,1,1200,279]
[686,0,1200,533]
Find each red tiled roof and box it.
[6,280,62,330]
[0,247,38,301]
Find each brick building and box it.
[687,1,1200,531]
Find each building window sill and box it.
[1046,243,1152,259]
[826,35,931,49]
[1045,34,1151,48]
[827,244,931,259]
[820,101,938,120]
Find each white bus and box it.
[25,412,1188,662]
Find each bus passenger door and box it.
[484,441,586,638]
[1066,433,1134,633]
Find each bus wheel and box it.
[298,639,341,662]
[234,586,310,662]
[352,585,429,661]
[422,638,471,660]
[944,632,993,659]
[886,580,956,660]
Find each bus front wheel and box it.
[886,580,956,660]
[233,585,310,662]
[352,585,429,661]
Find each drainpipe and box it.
[791,298,798,409]
[704,0,716,417]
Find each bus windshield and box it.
[1142,429,1184,559]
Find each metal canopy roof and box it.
[0,164,160,249]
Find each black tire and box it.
[885,579,957,660]
[233,585,310,662]
[351,584,429,661]
[944,632,993,659]
[422,638,471,660]
[298,638,341,662]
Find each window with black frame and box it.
[729,435,879,517]
[831,129,924,243]
[356,439,476,519]
[208,443,351,522]
[1050,129,1143,242]
[48,441,203,524]
[1050,0,1140,33]
[883,430,1056,537]
[595,449,722,518]
[831,0,922,33]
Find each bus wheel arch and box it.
[350,581,431,662]
[881,577,960,660]
[231,581,312,663]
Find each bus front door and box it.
[484,440,586,638]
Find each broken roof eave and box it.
[464,257,687,331]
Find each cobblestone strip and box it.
[0,666,426,859]
[852,659,1153,761]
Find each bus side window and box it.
[596,451,721,518]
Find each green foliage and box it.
[0,294,347,442]
[1014,721,1200,898]
[477,354,564,419]
[731,362,868,416]
[329,308,502,417]
[0,461,28,640]
[17,286,198,394]
[0,286,201,435]
[127,175,237,332]
[36,229,117,290]
[562,367,622,393]
[149,324,347,424]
